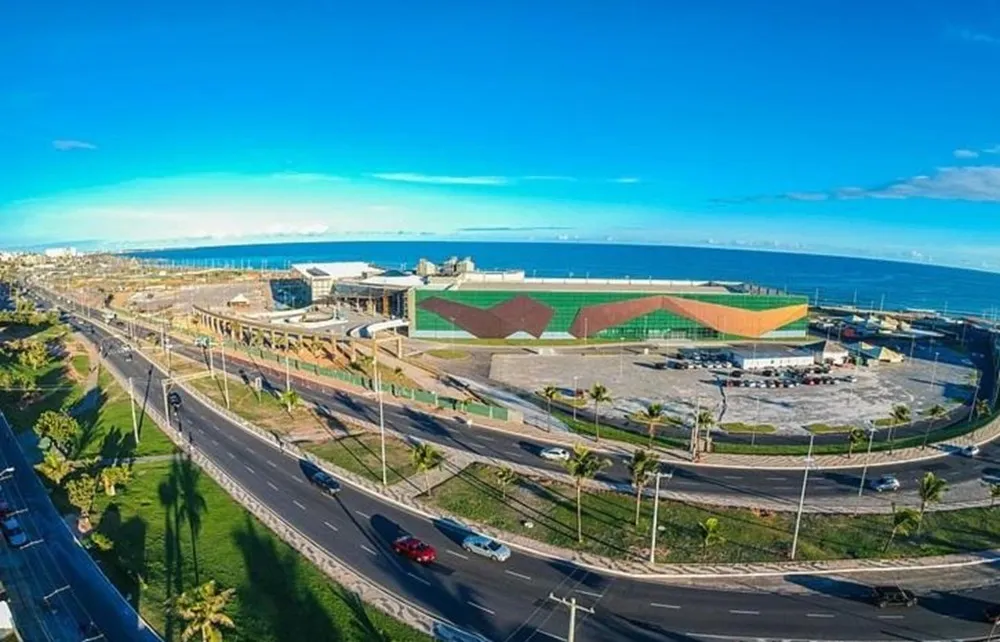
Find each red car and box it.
[392,536,436,564]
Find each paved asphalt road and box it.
[42,293,1000,641]
[89,311,1000,511]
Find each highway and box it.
[47,293,1000,640]
[102,318,1000,511]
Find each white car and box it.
[961,445,981,458]
[539,447,570,462]
[462,535,511,562]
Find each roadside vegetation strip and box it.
[427,462,1000,565]
[89,459,431,642]
[805,423,855,434]
[424,349,469,360]
[70,353,90,378]
[304,433,419,486]
[719,422,777,434]
[555,410,690,451]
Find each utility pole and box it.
[690,398,701,460]
[649,468,673,564]
[220,340,231,409]
[572,376,579,422]
[547,593,594,642]
[208,340,215,377]
[857,426,876,500]
[790,434,815,560]
[374,345,388,488]
[129,377,139,445]
[285,350,291,392]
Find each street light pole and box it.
[572,375,579,422]
[649,468,673,564]
[220,340,231,410]
[284,350,291,392]
[129,377,139,445]
[857,426,876,498]
[547,593,594,642]
[790,434,815,560]
[374,346,388,488]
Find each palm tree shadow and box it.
[336,588,393,641]
[172,456,208,585]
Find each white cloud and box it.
[610,177,641,184]
[774,166,1000,203]
[955,28,1000,45]
[954,149,980,159]
[983,145,1000,154]
[368,172,509,186]
[52,139,97,151]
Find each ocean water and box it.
[130,241,1000,316]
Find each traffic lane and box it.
[85,320,1000,641]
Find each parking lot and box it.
[489,344,979,435]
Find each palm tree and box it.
[564,444,611,543]
[588,384,611,442]
[847,428,866,459]
[890,404,911,425]
[927,404,946,421]
[541,386,560,419]
[99,465,132,496]
[976,398,991,418]
[170,580,236,642]
[278,389,301,414]
[694,409,715,455]
[495,466,518,501]
[699,517,724,555]
[640,403,664,448]
[411,442,444,496]
[883,505,920,554]
[916,472,948,533]
[36,450,73,485]
[628,450,660,527]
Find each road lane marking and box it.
[476,436,495,442]
[650,603,681,609]
[292,477,304,484]
[773,486,795,491]
[266,482,279,491]
[227,452,235,459]
[361,545,378,556]
[211,439,220,446]
[574,589,602,598]
[267,460,277,468]
[244,465,255,474]
[766,477,786,481]
[324,521,338,531]
[877,615,904,620]
[504,570,532,581]
[722,475,742,480]
[806,613,834,618]
[466,601,495,616]
[355,510,371,519]
[292,500,306,510]
[446,550,469,560]
[729,610,759,615]
[407,572,431,586]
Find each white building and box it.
[291,262,383,303]
[728,346,815,370]
[43,247,78,258]
[808,339,850,365]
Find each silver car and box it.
[870,475,901,492]
[462,535,511,562]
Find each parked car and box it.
[462,535,511,562]
[961,444,981,458]
[871,585,917,608]
[540,447,571,462]
[1,517,27,549]
[870,475,901,492]
[392,536,437,564]
[309,471,342,496]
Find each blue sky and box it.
[4,1,1000,267]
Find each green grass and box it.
[304,433,418,486]
[805,423,855,434]
[90,460,431,642]
[627,413,683,427]
[0,359,82,431]
[555,410,689,450]
[429,462,1000,564]
[873,417,901,427]
[445,337,624,346]
[424,349,469,360]
[187,374,322,436]
[719,422,776,434]
[70,354,91,378]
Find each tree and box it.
[927,404,947,421]
[989,483,1000,509]
[628,449,660,527]
[891,404,911,425]
[411,442,444,496]
[495,466,518,501]
[694,409,715,454]
[847,428,866,459]
[564,444,611,543]
[883,506,920,554]
[541,386,559,418]
[170,580,236,642]
[17,340,48,370]
[588,383,611,442]
[36,450,73,485]
[278,389,301,414]
[66,474,97,530]
[699,517,724,555]
[90,532,114,552]
[976,398,991,418]
[33,411,81,454]
[916,471,948,533]
[99,465,132,497]
[640,403,665,448]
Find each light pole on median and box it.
[220,339,231,410]
[373,343,388,488]
[789,434,815,561]
[649,467,674,564]
[572,375,579,422]
[128,377,140,445]
[857,424,876,499]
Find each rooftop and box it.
[419,277,741,294]
[291,262,382,280]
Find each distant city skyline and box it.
[4,2,1000,269]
